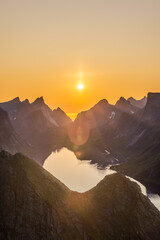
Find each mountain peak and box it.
[116,97,130,107]
[127,96,147,109]
[12,97,20,102]
[94,99,109,109]
[52,107,72,126]
[127,97,135,101]
[97,98,108,105]
[115,97,139,113]
[32,96,45,105]
[56,107,63,112]
[22,99,30,104]
[53,107,64,114]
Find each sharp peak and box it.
[119,96,127,101]
[115,97,131,108]
[127,97,135,100]
[33,96,45,104]
[141,96,147,100]
[3,97,21,104]
[13,97,20,101]
[116,97,128,104]
[53,107,64,112]
[22,99,30,104]
[98,98,108,104]
[94,99,109,107]
[57,107,63,111]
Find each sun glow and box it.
[77,83,84,90]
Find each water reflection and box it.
[43,148,160,210]
[43,148,114,192]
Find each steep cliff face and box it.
[0,97,71,164]
[111,93,160,193]
[0,108,24,154]
[0,151,160,240]
[143,92,160,122]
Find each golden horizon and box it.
[1,1,160,112]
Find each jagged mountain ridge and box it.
[143,92,160,122]
[111,93,160,192]
[0,97,72,163]
[127,96,147,109]
[65,93,160,193]
[0,93,160,193]
[0,96,71,127]
[52,107,72,126]
[115,97,139,113]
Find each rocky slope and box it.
[52,107,72,126]
[0,97,71,164]
[0,150,160,240]
[0,107,25,154]
[127,96,147,109]
[65,93,160,194]
[143,92,160,122]
[111,93,160,193]
[115,97,139,114]
[74,99,112,129]
[0,97,71,128]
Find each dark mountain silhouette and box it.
[1,150,160,240]
[0,97,30,121]
[0,97,71,164]
[74,99,112,128]
[143,92,160,122]
[52,107,72,126]
[0,107,23,153]
[64,93,160,193]
[0,97,72,129]
[127,96,147,109]
[66,98,139,163]
[0,94,160,193]
[115,97,139,114]
[112,93,160,192]
[30,97,59,127]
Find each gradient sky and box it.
[1,0,160,112]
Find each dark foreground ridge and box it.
[0,151,160,240]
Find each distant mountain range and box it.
[66,92,160,193]
[0,97,71,163]
[0,93,160,195]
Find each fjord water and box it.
[43,148,114,192]
[44,148,160,210]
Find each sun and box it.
[77,83,84,90]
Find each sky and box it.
[0,0,160,113]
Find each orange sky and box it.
[0,0,160,113]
